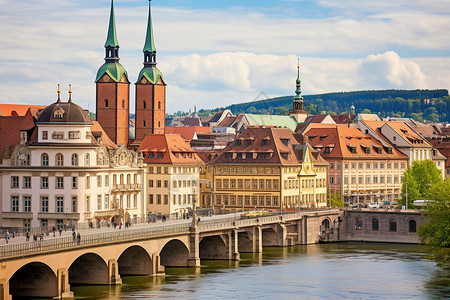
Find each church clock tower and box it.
[95,0,130,146]
[289,60,308,123]
[133,0,166,146]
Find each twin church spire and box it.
[96,0,166,147]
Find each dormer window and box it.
[262,140,268,145]
[42,131,48,140]
[158,153,164,158]
[348,145,357,154]
[225,152,233,159]
[280,139,290,146]
[54,109,64,119]
[52,132,64,139]
[236,140,241,146]
[281,153,289,159]
[69,131,80,139]
[246,140,252,145]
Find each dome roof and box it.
[137,66,164,84]
[37,100,92,124]
[95,62,128,83]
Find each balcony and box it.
[111,184,142,192]
[37,212,80,220]
[2,212,33,219]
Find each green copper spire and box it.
[295,59,302,100]
[143,0,157,53]
[105,0,119,48]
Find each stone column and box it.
[57,268,74,299]
[232,229,240,261]
[296,218,303,245]
[0,280,11,300]
[254,226,263,253]
[278,223,287,247]
[108,260,122,285]
[152,253,165,275]
[188,218,200,267]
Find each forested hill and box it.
[197,89,450,123]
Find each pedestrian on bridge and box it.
[76,233,81,245]
[72,231,76,242]
[5,231,9,244]
[26,231,30,242]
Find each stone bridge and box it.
[0,209,424,300]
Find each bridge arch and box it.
[9,262,57,299]
[118,245,152,275]
[69,253,108,285]
[160,239,190,267]
[262,228,279,247]
[199,235,228,260]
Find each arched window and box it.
[158,121,161,127]
[355,217,363,230]
[127,174,131,184]
[321,219,330,232]
[143,101,146,109]
[122,100,125,108]
[85,153,90,166]
[120,174,124,184]
[71,154,78,166]
[389,219,397,232]
[41,153,49,166]
[56,153,64,166]
[372,218,379,231]
[113,174,117,185]
[409,220,417,233]
[143,120,146,128]
[158,102,161,109]
[134,174,137,184]
[105,99,109,108]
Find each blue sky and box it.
[0,0,449,113]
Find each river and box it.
[72,243,450,299]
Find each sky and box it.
[0,0,449,114]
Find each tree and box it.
[418,178,450,268]
[328,191,344,207]
[400,160,442,208]
[360,108,372,114]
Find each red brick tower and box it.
[95,0,130,146]
[134,0,166,145]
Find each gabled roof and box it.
[210,127,325,166]
[0,104,46,117]
[364,121,432,148]
[330,113,356,124]
[244,114,298,132]
[137,134,202,165]
[91,121,118,149]
[166,126,211,141]
[0,112,37,160]
[304,127,408,160]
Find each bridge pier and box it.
[231,230,240,261]
[108,259,122,285]
[57,268,74,299]
[255,226,263,252]
[152,254,165,275]
[0,280,10,300]
[188,231,200,267]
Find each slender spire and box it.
[105,0,119,48]
[295,58,302,99]
[68,84,72,102]
[143,0,157,67]
[57,84,61,102]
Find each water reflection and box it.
[72,243,449,299]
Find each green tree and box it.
[400,160,442,208]
[418,178,450,268]
[360,108,372,114]
[328,191,344,207]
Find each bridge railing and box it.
[0,223,190,260]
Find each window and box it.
[122,100,125,108]
[72,196,77,212]
[380,163,385,169]
[105,175,109,186]
[85,154,90,166]
[366,177,371,184]
[389,220,397,232]
[56,153,64,166]
[21,196,31,212]
[69,131,80,139]
[42,131,48,140]
[23,177,31,188]
[41,196,49,212]
[401,163,406,169]
[366,163,371,169]
[143,120,146,127]
[164,180,168,188]
[85,196,90,212]
[372,218,379,231]
[231,180,236,189]
[157,195,162,205]
[344,163,349,169]
[330,176,334,184]
[71,154,78,166]
[104,195,109,210]
[56,196,64,213]
[11,176,19,188]
[355,217,363,230]
[56,177,64,189]
[149,180,154,188]
[97,195,102,210]
[149,194,154,204]
[41,219,48,228]
[157,180,162,188]
[86,176,90,189]
[409,220,417,233]
[358,163,363,169]
[52,132,64,139]
[12,196,19,212]
[164,195,168,205]
[41,177,49,189]
[97,175,102,187]
[41,153,49,166]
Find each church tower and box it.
[134,0,166,145]
[95,0,130,146]
[289,60,308,123]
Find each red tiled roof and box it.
[0,104,46,117]
[165,126,211,141]
[0,110,37,160]
[137,134,202,165]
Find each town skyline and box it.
[0,0,449,113]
